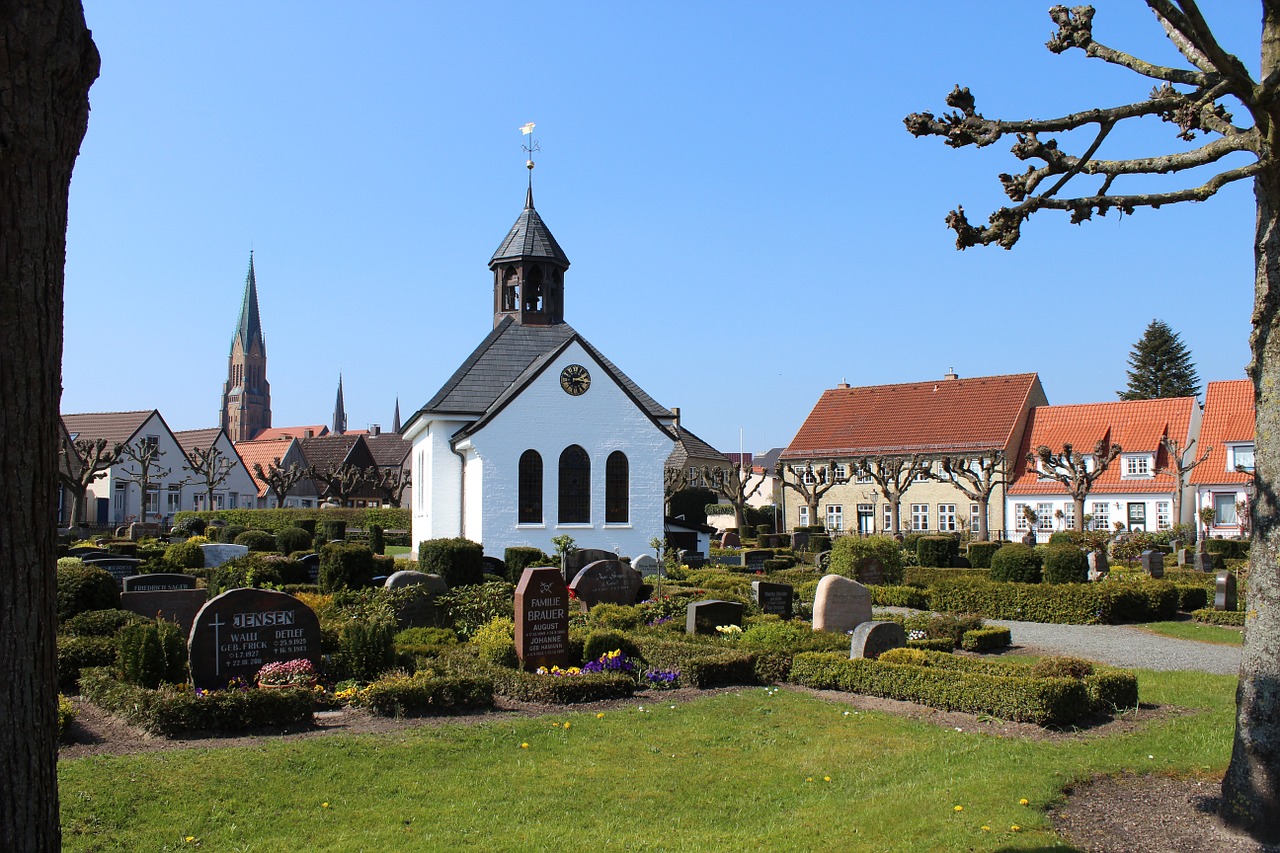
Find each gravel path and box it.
[988,619,1242,674]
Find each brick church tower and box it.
[220,252,272,441]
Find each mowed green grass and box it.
[1138,620,1244,646]
[59,670,1236,853]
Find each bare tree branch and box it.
[700,462,764,530]
[1030,440,1123,531]
[1048,4,1213,85]
[777,461,840,528]
[57,437,123,527]
[253,459,307,508]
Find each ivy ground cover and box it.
[60,669,1235,852]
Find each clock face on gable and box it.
[560,363,591,396]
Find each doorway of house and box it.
[1127,502,1146,532]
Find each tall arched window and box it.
[518,450,542,524]
[605,451,629,523]
[558,445,590,523]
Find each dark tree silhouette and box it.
[186,444,236,511]
[777,461,840,530]
[116,439,174,523]
[253,459,308,508]
[57,436,123,527]
[1119,319,1202,400]
[373,466,411,508]
[907,5,1280,836]
[310,463,374,507]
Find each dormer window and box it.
[1122,454,1153,479]
[1230,443,1255,473]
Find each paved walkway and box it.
[987,619,1242,675]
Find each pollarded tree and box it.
[851,455,926,535]
[1155,434,1212,532]
[57,436,123,527]
[1119,319,1202,400]
[906,5,1280,837]
[186,444,235,512]
[777,461,840,529]
[253,459,308,508]
[116,439,174,523]
[700,461,764,531]
[1029,441,1123,532]
[373,466,411,508]
[0,4,98,850]
[925,453,1010,542]
[310,463,374,508]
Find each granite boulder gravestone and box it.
[201,543,250,568]
[719,531,741,548]
[812,574,872,634]
[752,581,793,620]
[385,570,449,594]
[569,560,643,608]
[814,551,831,571]
[565,548,618,577]
[1215,570,1238,612]
[1140,550,1164,579]
[850,620,906,660]
[740,549,770,572]
[188,588,322,690]
[686,599,744,635]
[791,531,810,552]
[514,567,571,671]
[631,554,660,577]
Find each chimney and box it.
[671,407,681,429]
[304,429,314,438]
[370,424,381,436]
[944,368,959,381]
[836,380,851,390]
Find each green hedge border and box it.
[1192,608,1246,626]
[175,507,409,533]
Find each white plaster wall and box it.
[406,416,469,554]
[92,412,194,523]
[469,341,672,559]
[1003,491,1180,542]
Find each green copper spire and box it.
[233,251,265,354]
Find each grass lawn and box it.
[383,545,411,558]
[1138,621,1244,646]
[59,669,1237,852]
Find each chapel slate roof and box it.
[406,317,672,432]
[63,410,156,447]
[1190,379,1255,486]
[489,187,570,267]
[782,373,1044,459]
[1007,396,1197,495]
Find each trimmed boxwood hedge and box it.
[175,507,409,534]
[483,665,636,703]
[1042,545,1088,584]
[869,585,932,609]
[966,541,1001,569]
[960,626,1012,652]
[916,536,953,568]
[57,562,121,621]
[906,638,955,652]
[419,537,484,587]
[829,535,904,585]
[990,543,1042,583]
[57,636,117,693]
[1174,585,1209,612]
[1205,539,1249,559]
[906,567,992,586]
[79,668,314,736]
[1192,608,1246,626]
[927,577,1179,624]
[634,638,759,688]
[356,673,494,716]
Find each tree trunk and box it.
[976,495,989,542]
[0,5,98,851]
[1220,113,1280,842]
[1073,497,1086,532]
[733,504,747,531]
[889,498,901,535]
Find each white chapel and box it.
[402,185,676,559]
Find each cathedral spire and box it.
[233,251,264,354]
[393,397,401,433]
[220,251,271,441]
[333,373,347,435]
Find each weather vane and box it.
[520,122,539,173]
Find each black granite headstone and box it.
[686,599,744,635]
[752,581,794,620]
[122,573,197,592]
[1215,570,1238,612]
[740,549,770,572]
[855,556,885,585]
[850,620,906,660]
[569,560,643,608]
[1140,550,1164,578]
[188,588,322,690]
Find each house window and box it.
[1014,503,1029,532]
[143,435,159,452]
[911,503,929,532]
[519,450,542,524]
[855,469,873,484]
[831,464,847,484]
[937,504,957,532]
[1090,502,1109,530]
[1214,493,1238,526]
[882,504,893,531]
[558,445,591,523]
[1063,503,1075,530]
[801,466,817,486]
[229,493,238,509]
[167,486,182,515]
[969,503,980,531]
[826,504,844,531]
[1231,444,1255,472]
[144,486,160,518]
[1123,454,1153,479]
[914,463,930,482]
[214,494,225,510]
[798,506,809,527]
[687,466,701,488]
[1156,501,1171,530]
[606,451,629,523]
[1037,502,1054,531]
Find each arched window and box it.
[518,450,542,524]
[524,266,543,312]
[558,445,590,523]
[606,451,629,523]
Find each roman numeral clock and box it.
[560,363,590,396]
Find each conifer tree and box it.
[1119,319,1201,400]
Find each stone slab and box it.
[855,556,885,585]
[740,549,770,571]
[514,567,571,671]
[569,560,643,608]
[812,574,872,634]
[752,581,793,620]
[1140,550,1164,579]
[200,543,250,568]
[188,588,322,690]
[631,554,660,577]
[385,570,448,594]
[686,599,744,635]
[122,573,197,592]
[850,620,906,660]
[1215,570,1238,612]
[120,589,208,635]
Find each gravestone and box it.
[1215,570,1238,612]
[855,556,885,585]
[814,550,831,571]
[78,549,114,562]
[1176,547,1192,567]
[720,531,741,548]
[812,574,872,633]
[1021,530,1038,546]
[752,581,794,620]
[298,553,320,583]
[481,555,508,579]
[850,620,906,660]
[1087,550,1109,581]
[514,567,571,671]
[740,549,770,572]
[128,522,162,541]
[569,560,643,608]
[188,588,322,690]
[686,599,744,635]
[681,550,706,569]
[1168,538,1182,554]
[1140,550,1164,579]
[1193,545,1216,573]
[120,589,208,635]
[90,557,142,586]
[200,543,250,568]
[67,546,106,559]
[565,548,618,577]
[122,573,197,592]
[631,554,660,577]
[791,531,811,552]
[385,570,449,594]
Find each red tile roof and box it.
[1008,396,1197,495]
[234,438,302,498]
[782,373,1043,458]
[63,410,155,446]
[252,424,328,441]
[1190,379,1255,486]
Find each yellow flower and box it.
[563,722,571,729]
[1019,798,1029,806]
[1010,825,1021,832]
[322,802,329,809]
[520,742,529,749]
[805,777,813,783]
[596,712,605,719]
[953,805,963,812]
[823,776,831,782]
[981,826,990,832]
[185,837,196,843]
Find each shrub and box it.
[220,524,248,545]
[829,535,904,584]
[472,616,517,668]
[916,536,953,568]
[116,619,188,688]
[763,557,792,572]
[1193,608,1245,626]
[164,539,205,569]
[504,547,550,578]
[926,577,1177,624]
[57,562,120,621]
[62,608,148,638]
[808,534,832,554]
[419,537,485,587]
[633,638,758,688]
[438,581,515,638]
[1048,531,1075,545]
[319,542,376,592]
[355,671,493,716]
[207,553,286,595]
[337,618,398,681]
[1031,656,1095,680]
[323,520,347,541]
[369,524,385,555]
[1042,545,1088,584]
[1085,670,1139,711]
[234,529,277,552]
[907,638,957,652]
[276,526,313,555]
[394,627,459,658]
[966,541,1000,569]
[58,695,77,739]
[1174,585,1209,612]
[903,612,984,646]
[989,543,1042,584]
[79,668,313,736]
[961,626,1012,652]
[57,635,117,693]
[485,665,636,703]
[878,647,929,666]
[583,630,641,663]
[869,585,932,609]
[1205,539,1249,559]
[586,603,643,631]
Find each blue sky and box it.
[66,2,1261,453]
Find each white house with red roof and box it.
[1190,379,1255,537]
[1005,396,1202,541]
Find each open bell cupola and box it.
[489,186,570,328]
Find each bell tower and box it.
[220,252,272,441]
[489,185,570,328]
